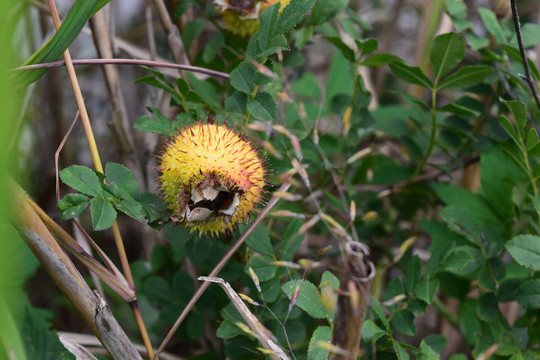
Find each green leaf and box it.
[389,61,433,89]
[282,280,327,319]
[415,277,440,304]
[305,0,347,26]
[90,197,116,230]
[229,62,255,95]
[393,340,410,360]
[258,35,289,57]
[181,19,205,51]
[526,128,539,151]
[506,235,540,271]
[60,165,103,197]
[244,224,274,257]
[134,108,175,136]
[247,255,276,282]
[479,8,506,44]
[370,295,391,331]
[58,193,90,220]
[247,92,277,121]
[498,114,521,147]
[307,326,331,360]
[278,0,316,34]
[115,200,145,221]
[186,73,221,109]
[430,33,465,83]
[279,219,303,261]
[225,91,248,115]
[516,279,540,309]
[362,53,401,67]
[503,100,527,139]
[358,38,378,55]
[437,65,492,90]
[441,246,475,274]
[404,256,422,293]
[324,36,355,62]
[21,306,68,360]
[105,163,141,200]
[17,0,110,87]
[392,309,416,336]
[257,3,280,49]
[362,319,386,342]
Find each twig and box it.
[154,180,292,359]
[151,0,190,67]
[13,58,230,79]
[510,0,540,111]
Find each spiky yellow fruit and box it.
[158,122,266,235]
[215,0,290,37]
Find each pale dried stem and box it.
[155,180,292,359]
[151,0,190,68]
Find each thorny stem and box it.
[510,0,540,112]
[14,58,230,79]
[46,1,153,358]
[155,180,291,359]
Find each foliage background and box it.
[4,0,540,359]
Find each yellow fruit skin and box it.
[220,0,291,37]
[158,122,266,235]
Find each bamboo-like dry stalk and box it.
[11,185,142,360]
[329,242,375,360]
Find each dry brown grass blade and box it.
[200,276,289,360]
[11,183,142,360]
[13,181,136,302]
[329,242,375,360]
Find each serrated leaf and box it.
[358,38,378,55]
[90,197,116,231]
[479,8,506,44]
[503,100,527,139]
[257,3,280,49]
[506,235,540,271]
[105,163,141,200]
[225,91,248,115]
[58,194,90,220]
[307,326,331,360]
[115,199,145,221]
[247,255,276,282]
[134,108,174,136]
[392,309,416,336]
[370,295,390,331]
[393,340,410,360]
[247,92,277,121]
[258,35,289,57]
[230,62,255,95]
[498,114,521,147]
[516,279,540,309]
[415,277,440,304]
[430,32,465,82]
[324,36,355,62]
[362,53,401,67]
[278,0,316,34]
[442,247,474,274]
[362,319,386,342]
[389,61,433,89]
[526,128,539,151]
[282,280,327,319]
[60,165,103,197]
[280,219,303,261]
[437,65,492,90]
[244,224,274,257]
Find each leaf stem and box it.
[411,88,438,179]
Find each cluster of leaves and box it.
[20,0,540,358]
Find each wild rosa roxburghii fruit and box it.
[158,121,266,235]
[214,0,290,37]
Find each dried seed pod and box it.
[214,0,290,37]
[158,121,266,235]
